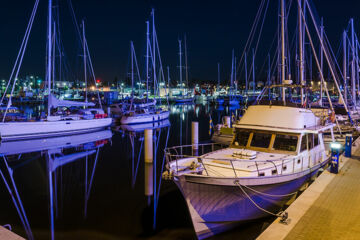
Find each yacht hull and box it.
[0,118,112,141]
[174,160,328,239]
[120,111,170,125]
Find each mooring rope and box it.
[234,180,289,221]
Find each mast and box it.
[167,66,170,91]
[245,51,248,93]
[351,18,356,108]
[184,34,189,90]
[131,41,134,96]
[252,48,255,92]
[178,39,183,95]
[343,30,348,106]
[234,56,237,95]
[152,9,156,98]
[217,62,220,91]
[146,21,149,101]
[82,20,87,103]
[298,0,305,104]
[47,0,53,116]
[231,49,234,96]
[268,54,271,98]
[319,18,324,106]
[281,0,286,102]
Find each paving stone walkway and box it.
[285,156,360,240]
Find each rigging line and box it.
[84,38,102,108]
[237,0,266,69]
[3,0,39,122]
[1,0,39,105]
[247,0,270,82]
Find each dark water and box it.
[0,103,272,240]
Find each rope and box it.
[240,181,298,197]
[234,180,288,220]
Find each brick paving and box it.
[285,154,360,240]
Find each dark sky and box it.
[0,0,359,85]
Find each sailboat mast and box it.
[152,9,156,98]
[351,18,356,108]
[234,56,237,94]
[245,51,248,93]
[47,0,53,116]
[343,30,348,106]
[184,35,189,90]
[178,39,182,95]
[146,21,149,101]
[131,41,134,96]
[281,0,286,102]
[319,18,324,106]
[298,0,305,105]
[82,20,87,103]
[217,62,220,91]
[252,48,255,92]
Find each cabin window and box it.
[314,134,319,147]
[273,134,298,152]
[300,135,307,152]
[308,133,314,150]
[234,129,251,146]
[250,132,272,148]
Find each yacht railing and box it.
[165,143,320,178]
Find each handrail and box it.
[164,143,309,178]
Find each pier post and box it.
[330,142,341,174]
[224,116,231,127]
[192,122,199,156]
[107,106,111,118]
[144,129,153,204]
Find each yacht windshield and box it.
[273,134,298,152]
[250,132,272,148]
[234,129,251,146]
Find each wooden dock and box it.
[258,138,360,240]
[0,226,24,240]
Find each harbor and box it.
[1,0,360,239]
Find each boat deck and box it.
[257,137,360,240]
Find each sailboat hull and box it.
[0,118,112,141]
[174,160,328,239]
[120,111,170,125]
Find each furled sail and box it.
[48,94,95,108]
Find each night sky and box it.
[0,0,359,85]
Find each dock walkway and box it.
[258,140,360,240]
[0,226,24,239]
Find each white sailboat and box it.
[120,9,170,125]
[0,0,111,141]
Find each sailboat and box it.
[175,37,194,104]
[120,9,170,125]
[0,0,111,141]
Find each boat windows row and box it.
[233,129,320,153]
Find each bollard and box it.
[144,129,153,204]
[224,116,231,127]
[330,142,341,174]
[345,134,352,158]
[192,122,199,156]
[107,106,111,118]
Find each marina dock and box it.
[0,226,24,240]
[258,138,360,240]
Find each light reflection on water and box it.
[0,103,268,240]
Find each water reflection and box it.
[113,120,170,230]
[0,130,112,240]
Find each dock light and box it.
[330,142,341,150]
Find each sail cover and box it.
[48,94,95,108]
